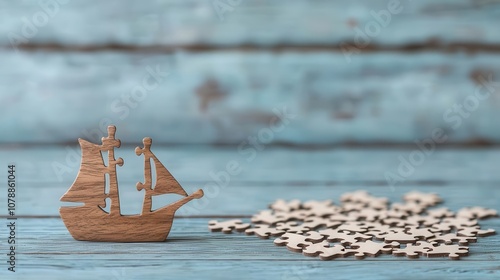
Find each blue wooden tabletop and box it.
[0,146,499,279]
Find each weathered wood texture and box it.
[2,0,500,145]
[2,0,500,47]
[3,145,500,184]
[0,147,499,279]
[1,218,499,280]
[2,51,500,144]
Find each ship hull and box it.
[60,205,177,242]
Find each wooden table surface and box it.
[0,146,499,279]
[2,1,500,279]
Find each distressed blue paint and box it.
[1,0,500,46]
[1,52,500,144]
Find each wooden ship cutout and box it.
[60,125,204,242]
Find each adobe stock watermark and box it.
[52,65,169,181]
[385,74,500,188]
[212,0,244,21]
[178,105,297,215]
[341,0,406,63]
[8,0,70,52]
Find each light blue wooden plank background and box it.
[2,2,500,279]
[2,0,500,46]
[1,0,500,144]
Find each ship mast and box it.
[136,137,188,214]
[101,126,123,216]
[136,137,155,214]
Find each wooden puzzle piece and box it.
[404,226,435,240]
[393,241,433,259]
[274,231,324,252]
[337,221,375,233]
[380,217,407,228]
[440,217,478,229]
[457,226,496,237]
[208,219,251,234]
[382,209,408,219]
[302,241,351,260]
[373,229,421,244]
[455,226,480,237]
[404,215,440,227]
[270,199,301,212]
[251,210,287,225]
[350,209,401,221]
[340,191,388,210]
[319,229,372,245]
[473,228,495,237]
[340,190,370,203]
[429,223,453,234]
[328,213,359,222]
[346,208,384,222]
[302,200,341,217]
[403,191,442,207]
[348,240,394,259]
[424,243,469,260]
[426,207,455,218]
[245,224,285,239]
[390,201,427,214]
[341,202,369,212]
[274,210,311,222]
[429,233,476,245]
[276,221,311,233]
[456,207,498,220]
[364,224,394,237]
[301,217,341,230]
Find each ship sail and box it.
[151,153,188,197]
[60,139,107,207]
[136,137,189,214]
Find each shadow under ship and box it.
[59,126,203,242]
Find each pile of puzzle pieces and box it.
[208,191,498,260]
